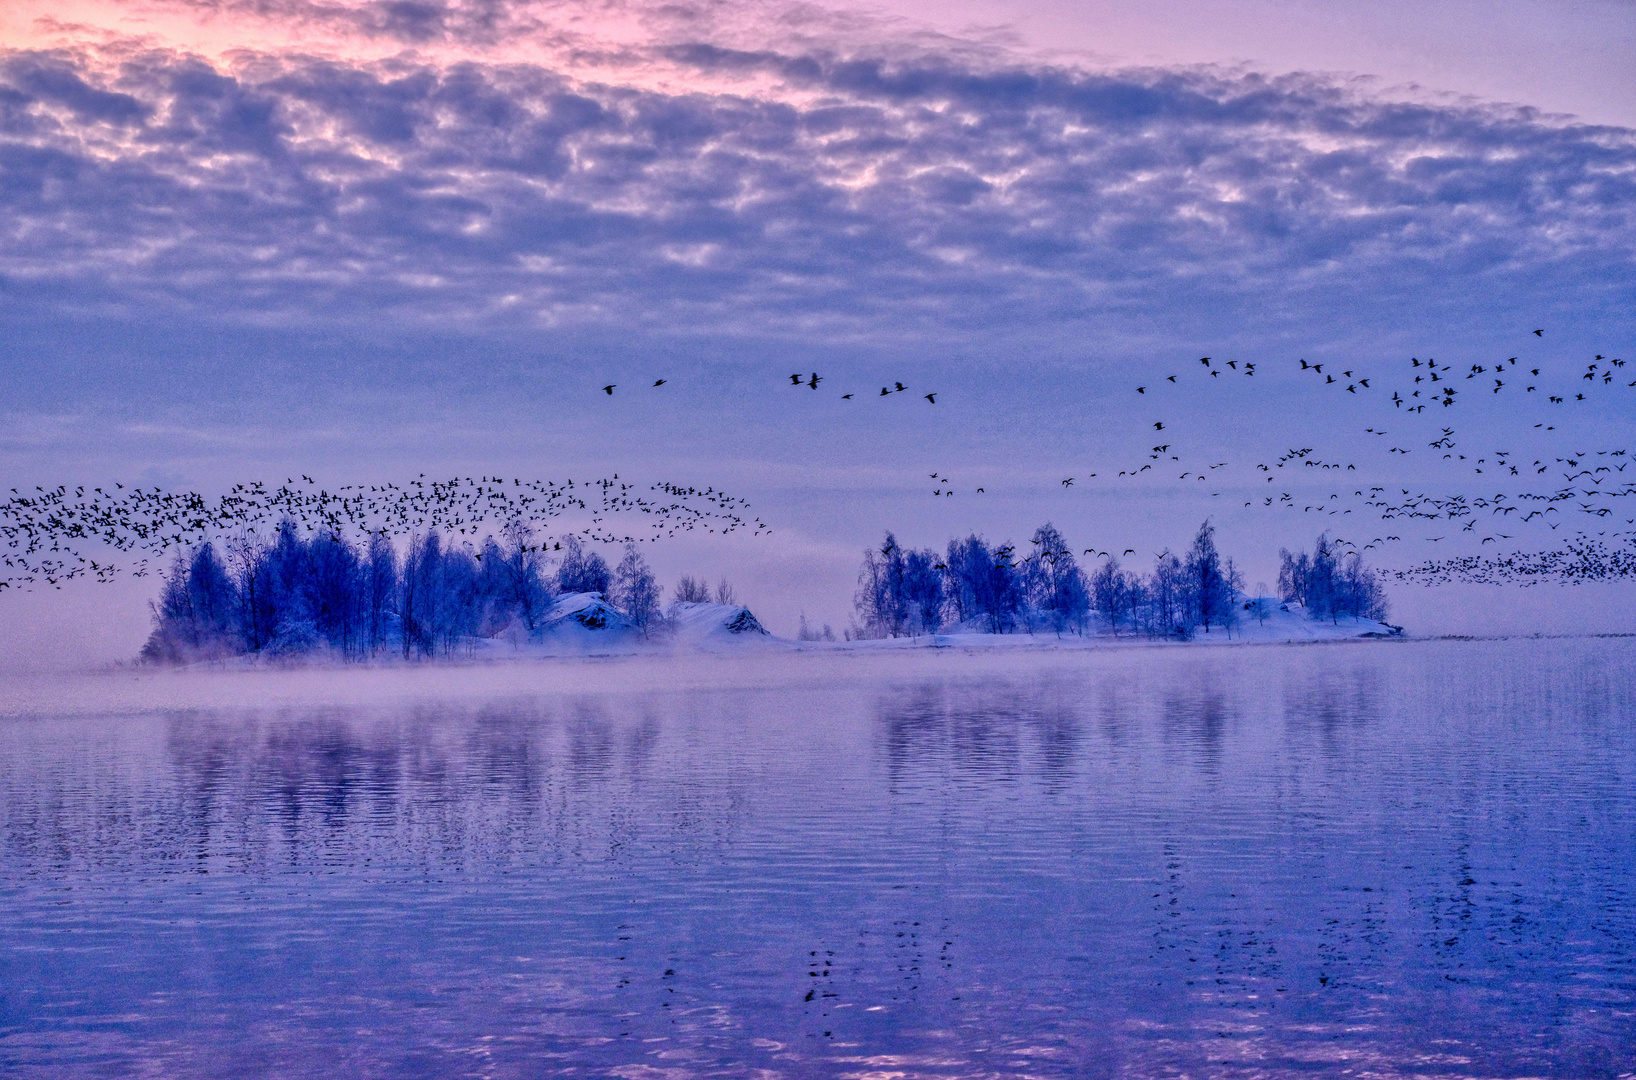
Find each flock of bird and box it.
[0,475,766,589]
[736,332,1634,585]
[5,330,1631,590]
[1394,532,1636,586]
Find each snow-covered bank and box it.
[492,595,775,656]
[540,594,1400,654]
[798,598,1400,653]
[0,625,1534,726]
[86,595,1413,677]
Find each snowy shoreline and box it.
[17,630,1636,723]
[148,595,1406,667]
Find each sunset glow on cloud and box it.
[2,0,1634,646]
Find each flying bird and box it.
[603,385,615,395]
[925,393,937,404]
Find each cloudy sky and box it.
[2,0,1634,657]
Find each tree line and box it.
[853,522,1386,639]
[140,523,698,663]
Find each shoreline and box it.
[6,631,1636,721]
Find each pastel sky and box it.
[2,0,1634,659]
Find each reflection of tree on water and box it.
[1160,676,1235,777]
[875,682,1082,795]
[117,701,750,873]
[1281,667,1385,756]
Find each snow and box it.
[473,596,777,657]
[793,599,1403,653]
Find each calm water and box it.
[2,639,1634,1078]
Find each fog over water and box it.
[2,640,1632,1077]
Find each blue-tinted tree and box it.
[673,575,711,603]
[306,529,363,654]
[901,547,946,635]
[855,533,908,638]
[1091,555,1141,632]
[1024,523,1090,634]
[489,521,550,632]
[364,532,398,652]
[140,543,240,662]
[1184,520,1236,632]
[1147,550,1190,636]
[613,543,662,635]
[556,536,612,595]
[1279,535,1387,621]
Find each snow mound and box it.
[541,593,635,638]
[666,602,774,646]
[1226,599,1404,643]
[476,598,781,657]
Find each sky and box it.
[2,0,1634,663]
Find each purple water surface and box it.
[2,638,1633,1077]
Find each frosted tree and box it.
[1024,523,1090,634]
[1183,520,1235,632]
[1279,535,1387,621]
[714,578,738,606]
[943,535,1021,633]
[673,575,710,603]
[556,536,611,595]
[364,533,398,652]
[1147,551,1190,636]
[900,547,946,635]
[855,534,907,637]
[140,543,240,662]
[489,521,551,632]
[613,544,662,635]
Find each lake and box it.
[1,638,1633,1077]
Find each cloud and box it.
[0,32,1632,354]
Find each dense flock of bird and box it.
[4,329,1632,590]
[0,475,765,589]
[744,332,1633,586]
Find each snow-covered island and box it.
[442,593,1401,661]
[138,513,1401,666]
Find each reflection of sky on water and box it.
[1,639,1633,1077]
